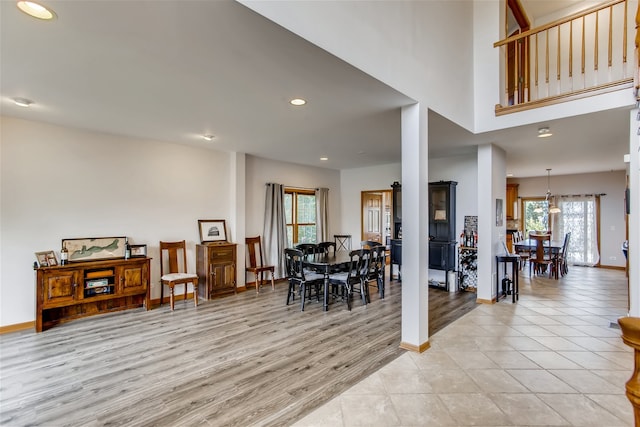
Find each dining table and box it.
[303,251,353,311]
[514,238,564,254]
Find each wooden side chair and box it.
[245,236,275,294]
[529,234,554,278]
[159,240,198,311]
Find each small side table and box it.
[496,254,520,303]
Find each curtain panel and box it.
[553,195,600,266]
[263,183,287,278]
[315,187,329,243]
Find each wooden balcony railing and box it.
[494,0,638,115]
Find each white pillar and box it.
[477,144,507,303]
[400,103,430,352]
[628,109,640,316]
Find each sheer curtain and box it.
[264,183,287,278]
[552,195,600,266]
[315,187,329,243]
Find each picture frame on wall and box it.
[130,244,147,257]
[198,219,227,243]
[496,198,504,226]
[35,250,57,267]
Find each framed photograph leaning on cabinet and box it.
[130,244,147,257]
[198,219,227,243]
[35,250,57,267]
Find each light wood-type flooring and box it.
[0,275,476,426]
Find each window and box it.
[284,189,316,247]
[522,198,549,235]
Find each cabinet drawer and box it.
[209,248,234,262]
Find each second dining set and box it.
[284,240,386,312]
[513,231,571,279]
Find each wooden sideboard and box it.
[196,243,237,299]
[35,257,150,332]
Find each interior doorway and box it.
[361,190,392,246]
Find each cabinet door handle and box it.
[72,282,78,299]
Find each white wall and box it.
[339,162,401,242]
[512,170,627,267]
[429,153,479,241]
[0,116,231,326]
[241,0,476,131]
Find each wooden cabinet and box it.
[35,257,150,332]
[506,183,519,219]
[196,243,237,299]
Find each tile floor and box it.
[293,266,634,426]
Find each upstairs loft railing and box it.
[494,0,638,115]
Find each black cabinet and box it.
[391,181,402,239]
[390,238,402,280]
[429,181,457,241]
[429,181,457,289]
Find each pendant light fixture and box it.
[545,168,561,213]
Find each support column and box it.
[476,144,507,304]
[400,103,430,352]
[629,108,640,316]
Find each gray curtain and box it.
[264,183,287,278]
[315,187,329,243]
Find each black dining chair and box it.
[555,232,571,277]
[284,248,324,311]
[295,243,318,256]
[365,245,386,299]
[360,240,382,249]
[328,248,370,310]
[317,241,336,255]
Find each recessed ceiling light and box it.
[13,97,33,107]
[537,127,552,138]
[320,157,328,161]
[16,1,56,20]
[290,98,306,106]
[506,173,513,177]
[202,134,215,141]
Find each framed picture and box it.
[62,237,126,262]
[198,219,227,243]
[35,250,57,267]
[496,198,504,226]
[130,244,147,257]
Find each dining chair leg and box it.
[170,285,175,311]
[270,270,275,291]
[300,283,306,311]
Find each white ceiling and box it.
[0,0,632,178]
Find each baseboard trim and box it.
[598,265,626,271]
[400,340,431,353]
[476,298,494,304]
[0,321,34,335]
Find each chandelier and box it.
[545,168,561,213]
